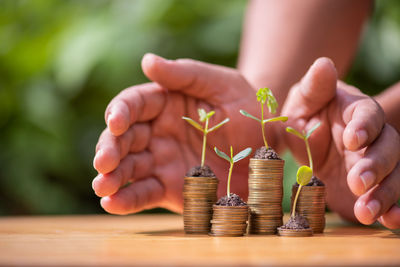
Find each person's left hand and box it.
[281,58,400,229]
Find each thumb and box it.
[282,57,337,119]
[141,53,244,102]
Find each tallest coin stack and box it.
[248,158,284,234]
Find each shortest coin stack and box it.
[183,176,218,234]
[277,214,313,237]
[210,205,249,237]
[278,228,313,237]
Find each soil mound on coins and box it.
[307,176,324,186]
[216,193,247,206]
[280,214,310,230]
[293,176,325,187]
[186,165,216,177]
[254,146,280,160]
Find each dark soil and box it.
[253,146,281,160]
[186,165,216,178]
[307,176,324,186]
[280,214,310,229]
[293,176,325,187]
[216,193,247,206]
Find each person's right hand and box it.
[91,54,264,214]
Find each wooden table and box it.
[0,213,399,266]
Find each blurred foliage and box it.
[0,0,399,215]
[347,0,400,94]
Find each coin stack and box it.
[291,185,326,233]
[183,176,218,234]
[210,205,249,236]
[278,227,313,237]
[248,158,284,234]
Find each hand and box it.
[92,54,263,214]
[282,58,400,229]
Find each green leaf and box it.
[198,108,207,122]
[182,117,204,132]
[305,122,321,139]
[263,116,288,124]
[232,147,252,163]
[239,110,261,122]
[214,147,231,162]
[296,165,313,186]
[257,88,278,114]
[256,88,268,104]
[266,91,278,114]
[206,110,215,119]
[207,118,229,133]
[286,127,305,140]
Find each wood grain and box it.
[0,214,399,266]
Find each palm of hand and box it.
[93,54,261,214]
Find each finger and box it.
[93,151,154,197]
[94,123,151,174]
[105,83,166,136]
[342,97,385,151]
[347,124,400,195]
[378,205,400,229]
[93,130,120,175]
[100,177,164,215]
[141,53,247,102]
[354,162,400,225]
[281,57,337,118]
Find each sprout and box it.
[240,88,287,149]
[286,122,321,171]
[182,109,229,167]
[291,165,313,217]
[214,146,252,197]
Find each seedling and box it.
[182,109,229,167]
[291,165,313,217]
[214,146,252,197]
[286,122,321,171]
[240,88,287,149]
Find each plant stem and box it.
[291,184,303,217]
[227,161,233,197]
[261,103,268,149]
[305,138,313,171]
[201,118,209,167]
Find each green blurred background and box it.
[1,0,399,215]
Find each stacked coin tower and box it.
[210,205,249,236]
[248,158,284,234]
[183,176,218,234]
[291,185,326,233]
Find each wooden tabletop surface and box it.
[0,213,399,266]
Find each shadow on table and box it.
[138,229,186,237]
[324,221,395,238]
[381,230,400,239]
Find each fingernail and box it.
[360,171,375,191]
[356,130,368,146]
[107,113,114,126]
[366,199,381,218]
[143,53,165,64]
